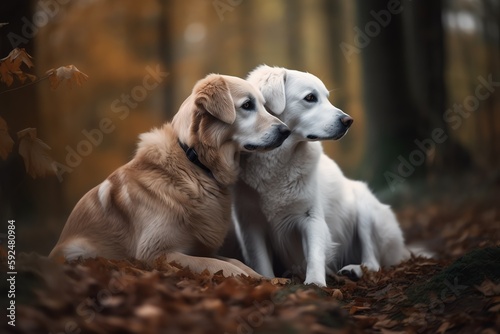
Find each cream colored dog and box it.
[50,73,290,277]
[234,65,410,286]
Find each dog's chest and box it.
[246,157,318,221]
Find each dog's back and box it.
[50,124,232,262]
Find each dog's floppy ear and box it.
[193,74,236,124]
[247,65,286,115]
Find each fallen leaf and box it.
[46,65,88,89]
[436,320,452,333]
[480,329,498,334]
[0,116,14,159]
[349,306,370,315]
[271,277,291,285]
[374,318,399,329]
[488,303,500,313]
[475,279,500,296]
[195,298,225,315]
[17,128,55,178]
[135,304,163,318]
[351,315,378,328]
[331,289,343,300]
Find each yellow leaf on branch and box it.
[46,65,89,90]
[17,128,55,179]
[0,116,14,160]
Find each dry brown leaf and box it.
[135,304,163,319]
[331,289,344,300]
[271,277,291,285]
[480,329,499,334]
[351,315,378,328]
[17,128,55,178]
[0,48,35,86]
[46,65,88,90]
[195,298,225,314]
[373,318,399,330]
[380,329,409,334]
[7,48,34,68]
[436,320,453,333]
[349,305,371,315]
[0,116,14,160]
[12,70,37,84]
[488,303,500,313]
[475,280,500,296]
[0,61,14,86]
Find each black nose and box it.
[341,116,354,128]
[277,124,291,138]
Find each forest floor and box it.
[2,178,500,334]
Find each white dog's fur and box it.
[50,73,290,278]
[233,65,410,286]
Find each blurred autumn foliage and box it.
[0,48,88,179]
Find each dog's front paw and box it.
[304,277,327,287]
[362,260,380,272]
[338,265,363,281]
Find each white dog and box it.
[233,65,411,286]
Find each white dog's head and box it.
[247,65,353,141]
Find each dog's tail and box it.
[406,242,436,259]
[49,238,98,262]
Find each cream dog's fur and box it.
[50,73,290,277]
[233,65,410,286]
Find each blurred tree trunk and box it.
[158,0,175,119]
[481,0,500,168]
[356,0,470,191]
[323,0,346,107]
[322,0,368,175]
[286,0,303,68]
[356,0,421,190]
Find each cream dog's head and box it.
[172,73,290,184]
[247,65,353,142]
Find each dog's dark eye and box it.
[241,100,254,110]
[304,93,318,103]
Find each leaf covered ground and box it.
[2,183,500,334]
